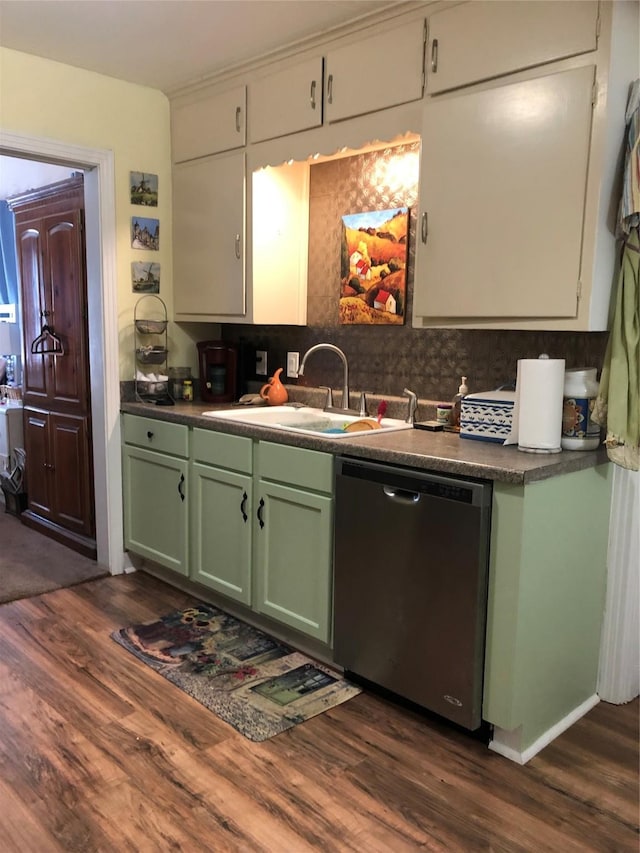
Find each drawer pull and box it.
[178,473,185,502]
[240,490,248,523]
[147,430,154,440]
[257,497,265,529]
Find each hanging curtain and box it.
[0,201,19,308]
[593,80,640,471]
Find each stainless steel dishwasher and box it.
[333,457,492,731]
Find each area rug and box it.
[111,602,361,741]
[0,510,108,604]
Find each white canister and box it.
[561,367,600,450]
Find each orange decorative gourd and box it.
[259,367,288,406]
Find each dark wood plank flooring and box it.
[0,572,637,852]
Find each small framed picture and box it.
[131,216,159,250]
[130,171,158,206]
[131,262,160,293]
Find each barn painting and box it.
[340,207,408,325]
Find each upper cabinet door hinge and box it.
[421,19,428,94]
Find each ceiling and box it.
[0,0,402,94]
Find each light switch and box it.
[287,351,299,378]
[256,350,267,376]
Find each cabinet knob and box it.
[147,430,154,440]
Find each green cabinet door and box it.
[254,479,333,643]
[122,444,188,575]
[191,461,253,604]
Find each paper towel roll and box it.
[516,356,565,453]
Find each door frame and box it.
[0,129,123,573]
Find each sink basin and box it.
[202,405,412,439]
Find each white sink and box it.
[202,405,412,439]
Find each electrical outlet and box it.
[256,349,267,376]
[286,351,299,378]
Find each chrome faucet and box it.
[299,343,351,412]
[403,388,418,424]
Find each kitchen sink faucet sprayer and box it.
[298,343,351,412]
[403,388,418,424]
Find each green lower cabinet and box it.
[191,461,252,604]
[122,444,189,575]
[253,478,333,643]
[189,432,334,644]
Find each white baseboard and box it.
[489,694,600,764]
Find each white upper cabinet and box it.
[171,84,246,163]
[426,0,599,95]
[325,18,426,123]
[414,65,595,322]
[173,150,246,318]
[249,56,324,144]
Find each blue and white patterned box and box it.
[460,390,516,443]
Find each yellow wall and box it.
[0,47,212,380]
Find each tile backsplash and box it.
[221,144,609,403]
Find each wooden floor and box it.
[0,572,637,852]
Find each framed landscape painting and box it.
[340,207,409,325]
[130,172,158,207]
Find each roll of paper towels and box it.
[516,356,565,453]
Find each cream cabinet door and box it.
[171,84,246,163]
[249,56,324,143]
[173,150,246,319]
[325,18,425,123]
[426,0,598,95]
[413,65,595,322]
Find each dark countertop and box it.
[120,400,608,485]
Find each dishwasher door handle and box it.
[383,486,421,504]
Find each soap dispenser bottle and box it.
[450,376,469,430]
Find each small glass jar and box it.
[182,379,193,402]
[436,403,453,424]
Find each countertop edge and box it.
[120,401,608,486]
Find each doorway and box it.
[0,130,123,574]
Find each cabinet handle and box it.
[257,497,265,529]
[421,212,428,244]
[327,74,333,105]
[178,473,185,502]
[235,106,241,133]
[310,80,316,110]
[235,234,241,259]
[147,430,154,440]
[431,38,438,73]
[240,490,248,523]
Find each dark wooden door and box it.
[10,177,96,558]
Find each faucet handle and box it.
[319,385,334,410]
[357,392,368,417]
[402,388,418,424]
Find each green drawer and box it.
[192,428,253,474]
[122,414,189,458]
[258,441,333,493]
